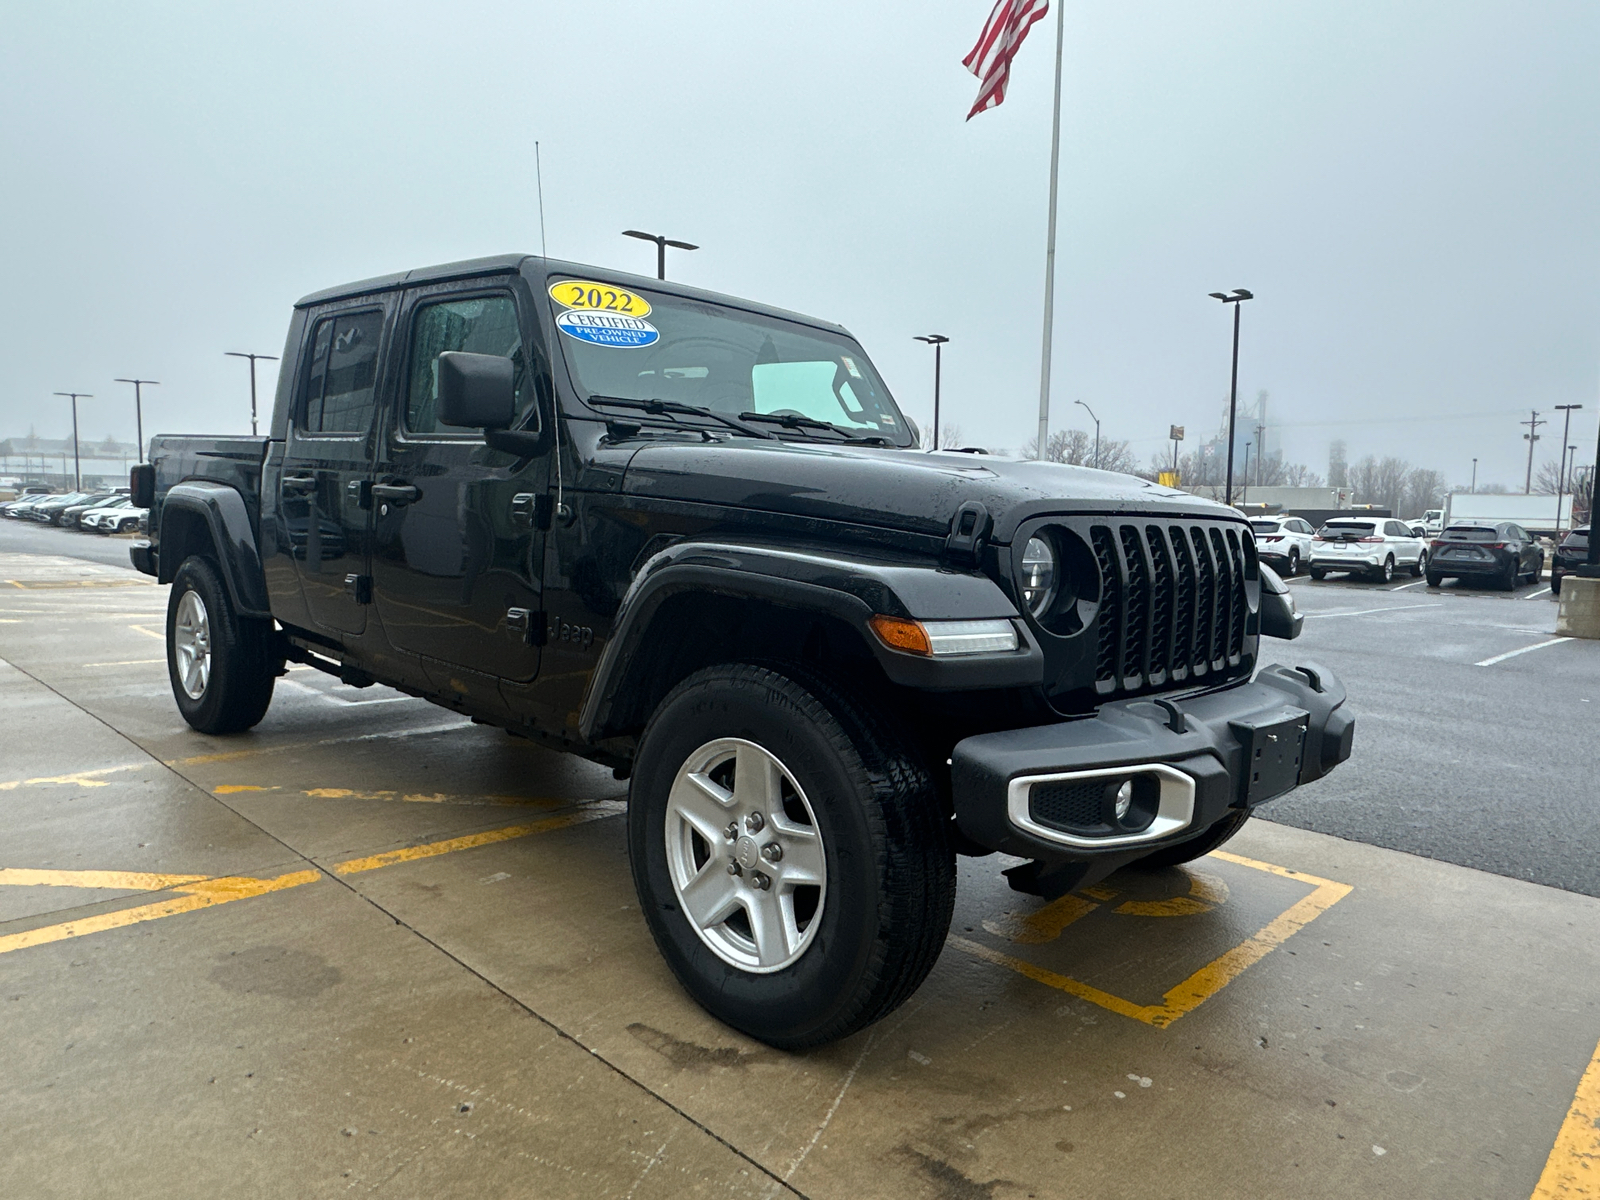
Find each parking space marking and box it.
[214,783,604,809]
[0,762,144,790]
[128,623,164,640]
[1306,603,1443,619]
[0,869,321,958]
[332,801,626,875]
[81,658,164,668]
[1476,637,1572,667]
[950,851,1351,1028]
[1524,587,1554,600]
[0,868,208,889]
[1532,1035,1600,1199]
[1389,580,1427,591]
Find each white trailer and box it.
[1443,493,1574,535]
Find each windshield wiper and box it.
[587,395,773,440]
[737,412,890,445]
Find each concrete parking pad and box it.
[4,564,1600,1198]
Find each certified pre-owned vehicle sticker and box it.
[556,309,660,348]
[548,279,652,318]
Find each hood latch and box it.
[944,500,992,568]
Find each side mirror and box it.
[1258,562,1303,640]
[129,463,155,509]
[438,351,515,430]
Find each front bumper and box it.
[951,663,1354,865]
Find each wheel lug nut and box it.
[727,860,742,876]
[761,842,782,863]
[745,812,764,833]
[724,821,739,841]
[750,871,771,890]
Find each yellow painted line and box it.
[5,578,151,589]
[953,851,1352,1028]
[0,763,144,790]
[1533,1035,1600,1198]
[333,802,625,875]
[128,623,165,640]
[0,869,320,958]
[0,869,208,890]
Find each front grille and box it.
[1029,778,1105,832]
[1086,521,1254,695]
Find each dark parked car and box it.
[132,253,1353,1049]
[1426,522,1544,590]
[21,491,97,522]
[60,490,129,529]
[1551,527,1590,596]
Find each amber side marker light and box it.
[869,615,932,656]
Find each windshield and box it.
[548,278,912,445]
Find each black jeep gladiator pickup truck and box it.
[130,254,1352,1049]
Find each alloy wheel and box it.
[663,737,827,973]
[172,588,211,700]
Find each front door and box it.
[370,281,551,710]
[280,303,388,636]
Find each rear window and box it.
[1250,521,1282,534]
[1444,525,1498,540]
[1319,522,1374,537]
[1562,528,1590,548]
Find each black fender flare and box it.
[157,481,271,618]
[578,541,1043,741]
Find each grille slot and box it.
[1078,519,1252,697]
[1029,778,1106,832]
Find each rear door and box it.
[279,300,391,635]
[369,278,552,711]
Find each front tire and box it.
[166,555,276,734]
[628,663,955,1049]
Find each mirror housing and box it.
[438,351,516,430]
[1258,563,1303,640]
[129,463,155,509]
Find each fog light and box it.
[1113,780,1133,821]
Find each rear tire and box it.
[1553,573,1563,596]
[1426,571,1443,588]
[1286,549,1300,577]
[1309,567,1326,581]
[1134,810,1250,869]
[1411,551,1427,578]
[166,555,276,734]
[1499,558,1518,591]
[628,662,955,1049]
[1374,556,1395,583]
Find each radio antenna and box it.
[535,141,549,258]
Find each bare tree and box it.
[1022,428,1093,465]
[1570,464,1593,526]
[939,424,964,451]
[1533,458,1568,495]
[1282,462,1325,487]
[1328,440,1348,488]
[1402,468,1448,515]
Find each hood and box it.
[619,439,1240,543]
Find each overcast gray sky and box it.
[2,0,1596,488]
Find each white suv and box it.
[1249,516,1316,577]
[1309,517,1429,583]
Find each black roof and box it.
[293,254,848,335]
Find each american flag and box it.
[963,0,1050,120]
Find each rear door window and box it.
[301,309,385,435]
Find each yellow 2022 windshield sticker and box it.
[548,279,652,319]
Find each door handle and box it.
[281,475,316,494]
[371,483,421,505]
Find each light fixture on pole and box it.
[1555,405,1582,535]
[225,352,279,437]
[53,392,92,491]
[114,378,159,461]
[1074,399,1100,469]
[621,230,698,281]
[913,335,950,451]
[1208,289,1254,506]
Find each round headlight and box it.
[1019,535,1057,617]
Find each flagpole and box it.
[1035,0,1065,459]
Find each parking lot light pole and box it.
[914,335,949,451]
[225,352,278,437]
[621,230,698,281]
[1208,289,1253,507]
[1074,399,1101,468]
[1555,405,1582,535]
[114,378,159,461]
[1471,458,1478,493]
[52,392,91,491]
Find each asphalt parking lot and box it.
[3,542,1600,1199]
